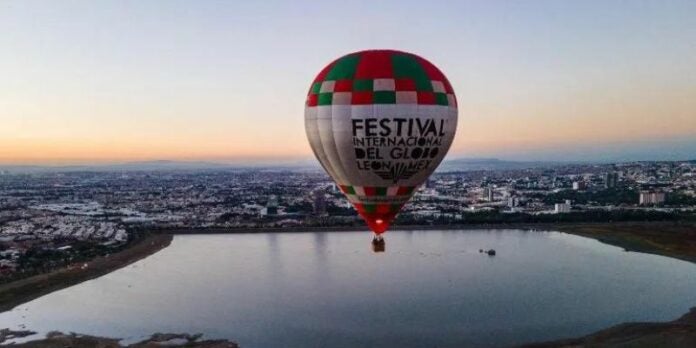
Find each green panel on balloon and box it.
[391,53,432,92]
[353,79,373,91]
[325,54,360,80]
[373,91,396,104]
[435,93,449,106]
[317,93,332,106]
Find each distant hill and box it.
[0,160,234,173]
[436,158,566,172]
[97,160,234,171]
[0,158,567,174]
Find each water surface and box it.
[1,230,695,347]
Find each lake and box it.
[1,230,695,347]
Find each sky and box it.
[1,0,695,165]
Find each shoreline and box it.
[545,222,696,264]
[0,221,694,347]
[0,331,239,347]
[0,233,172,313]
[520,307,696,347]
[159,220,690,234]
[162,221,696,263]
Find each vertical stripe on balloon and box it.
[391,53,432,92]
[326,54,360,80]
[354,50,393,79]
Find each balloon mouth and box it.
[351,202,404,235]
[360,213,397,235]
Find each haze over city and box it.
[1,0,695,165]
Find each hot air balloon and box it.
[305,49,458,242]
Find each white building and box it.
[508,197,519,208]
[639,191,665,205]
[482,187,494,202]
[555,203,571,213]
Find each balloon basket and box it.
[371,234,386,253]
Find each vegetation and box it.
[396,210,695,226]
[542,188,639,206]
[666,192,696,206]
[1,232,147,285]
[542,188,696,207]
[0,234,172,313]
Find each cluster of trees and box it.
[396,209,694,226]
[542,188,639,206]
[2,232,142,284]
[284,201,313,214]
[325,205,356,216]
[542,188,696,207]
[666,192,696,206]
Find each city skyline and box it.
[2,0,696,165]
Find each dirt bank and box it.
[556,221,696,264]
[0,234,173,313]
[3,331,238,347]
[520,307,696,348]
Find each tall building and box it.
[605,172,619,188]
[572,181,585,190]
[313,190,327,216]
[482,187,494,202]
[639,191,665,205]
[266,195,279,215]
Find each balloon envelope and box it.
[305,49,458,234]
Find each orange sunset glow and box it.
[1,1,695,164]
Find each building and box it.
[605,172,619,188]
[266,195,279,215]
[555,203,571,213]
[482,187,494,202]
[508,197,519,208]
[639,191,665,205]
[313,190,327,216]
[572,181,586,190]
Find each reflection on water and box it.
[1,230,695,348]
